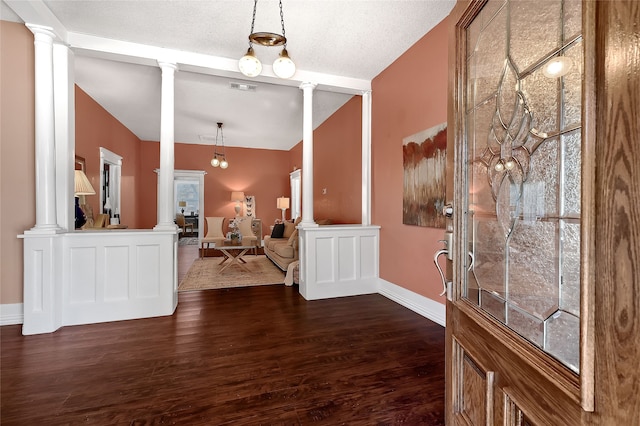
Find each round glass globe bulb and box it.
[239,48,262,77]
[220,159,229,169]
[273,50,296,79]
[211,157,220,167]
[494,162,504,172]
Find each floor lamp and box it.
[277,197,289,222]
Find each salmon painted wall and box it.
[138,142,290,232]
[75,87,142,228]
[0,21,35,304]
[372,17,450,301]
[288,95,362,224]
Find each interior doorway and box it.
[173,170,206,240]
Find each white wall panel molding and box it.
[21,230,178,334]
[299,225,380,300]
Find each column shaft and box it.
[154,62,178,231]
[28,25,60,232]
[299,82,318,227]
[361,90,372,225]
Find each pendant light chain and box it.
[248,0,258,48]
[279,0,287,48]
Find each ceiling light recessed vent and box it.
[229,82,257,92]
[199,135,217,143]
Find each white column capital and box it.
[299,81,318,91]
[360,89,372,96]
[157,61,178,72]
[25,24,57,40]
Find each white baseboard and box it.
[1,303,24,326]
[378,279,446,327]
[3,284,444,329]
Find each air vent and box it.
[229,82,257,92]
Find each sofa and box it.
[263,217,301,271]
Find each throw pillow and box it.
[271,223,285,238]
[287,229,298,246]
[283,221,296,238]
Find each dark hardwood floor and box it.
[1,244,446,425]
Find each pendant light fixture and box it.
[210,122,229,169]
[239,0,296,79]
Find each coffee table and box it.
[214,242,257,273]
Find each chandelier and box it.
[210,122,229,169]
[238,0,296,79]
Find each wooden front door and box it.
[445,0,640,424]
[445,0,590,423]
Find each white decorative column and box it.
[53,42,75,231]
[154,61,179,231]
[361,90,372,226]
[26,24,61,233]
[299,82,318,228]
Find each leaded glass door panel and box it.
[465,0,583,372]
[445,0,594,424]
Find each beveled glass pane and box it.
[473,218,506,296]
[510,0,562,72]
[562,130,581,216]
[563,0,582,42]
[526,137,560,217]
[507,220,559,320]
[562,41,583,130]
[560,221,580,316]
[481,290,506,322]
[474,6,507,104]
[472,97,495,158]
[545,310,580,372]
[481,0,507,28]
[521,67,560,135]
[507,303,544,347]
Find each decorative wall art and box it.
[402,122,447,228]
[245,195,255,217]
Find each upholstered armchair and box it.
[236,217,258,248]
[200,217,225,258]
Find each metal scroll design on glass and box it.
[464,0,583,373]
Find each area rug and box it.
[178,237,199,246]
[178,255,285,291]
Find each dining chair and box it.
[176,213,194,236]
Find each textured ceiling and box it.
[3,0,455,150]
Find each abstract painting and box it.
[403,123,447,228]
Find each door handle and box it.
[434,248,450,297]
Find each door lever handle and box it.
[434,249,449,297]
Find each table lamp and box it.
[231,191,245,216]
[277,196,289,222]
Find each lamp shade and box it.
[231,191,245,202]
[74,170,96,196]
[277,197,290,210]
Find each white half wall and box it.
[298,225,380,300]
[20,229,178,334]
